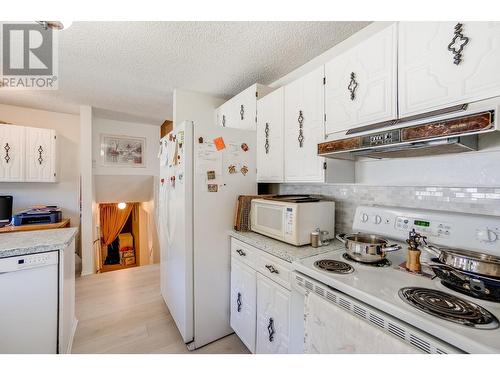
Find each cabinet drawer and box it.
[256,252,292,290]
[231,238,257,268]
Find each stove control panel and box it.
[395,216,452,239]
[353,206,500,256]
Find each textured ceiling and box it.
[0,21,370,124]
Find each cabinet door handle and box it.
[4,143,10,163]
[37,145,44,165]
[265,264,279,274]
[237,292,242,312]
[264,122,270,154]
[222,114,226,127]
[297,110,304,147]
[240,105,245,120]
[236,249,246,257]
[348,72,358,101]
[447,22,469,65]
[267,318,275,342]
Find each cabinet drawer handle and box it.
[236,249,246,257]
[237,292,242,312]
[297,110,304,147]
[348,72,358,101]
[37,145,44,165]
[240,105,245,120]
[264,122,270,154]
[267,318,275,342]
[447,22,469,65]
[265,264,279,274]
[222,114,226,127]
[4,143,11,163]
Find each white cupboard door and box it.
[217,101,232,128]
[256,273,290,354]
[284,66,325,183]
[325,23,397,134]
[231,86,258,131]
[0,125,24,182]
[25,127,56,182]
[399,22,500,117]
[230,259,257,353]
[257,88,284,182]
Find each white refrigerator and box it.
[158,120,256,349]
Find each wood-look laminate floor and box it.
[72,264,250,354]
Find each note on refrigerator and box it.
[196,141,222,175]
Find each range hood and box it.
[318,101,498,160]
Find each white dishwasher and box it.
[0,251,59,354]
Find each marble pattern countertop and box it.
[229,230,345,263]
[0,228,78,258]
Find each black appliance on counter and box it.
[12,206,62,226]
[0,195,13,227]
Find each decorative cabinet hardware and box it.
[237,292,242,312]
[448,23,469,65]
[267,318,275,342]
[264,122,270,154]
[265,264,279,274]
[240,105,245,120]
[348,72,358,100]
[297,110,304,147]
[236,249,246,257]
[4,143,10,163]
[37,145,44,165]
[222,114,226,127]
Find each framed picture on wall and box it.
[100,134,146,167]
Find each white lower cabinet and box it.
[230,258,257,353]
[256,273,291,354]
[230,237,292,354]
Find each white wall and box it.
[173,89,225,128]
[0,103,81,244]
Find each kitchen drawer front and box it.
[256,252,292,290]
[231,238,257,268]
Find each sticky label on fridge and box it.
[207,184,218,192]
[228,165,237,174]
[240,165,249,176]
[214,137,226,151]
[207,170,216,180]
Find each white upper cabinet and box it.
[284,66,325,183]
[256,88,284,182]
[25,127,57,182]
[216,84,273,130]
[325,23,398,134]
[0,124,25,182]
[399,22,500,117]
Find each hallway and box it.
[72,264,249,354]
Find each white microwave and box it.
[250,198,335,246]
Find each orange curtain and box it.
[99,203,133,247]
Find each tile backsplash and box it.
[279,184,500,234]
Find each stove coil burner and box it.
[399,287,499,329]
[342,253,391,267]
[314,259,354,274]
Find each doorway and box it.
[98,202,142,273]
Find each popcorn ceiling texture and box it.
[0,21,370,123]
[280,184,500,234]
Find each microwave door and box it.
[252,203,286,241]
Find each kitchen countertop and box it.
[0,227,78,258]
[229,230,344,263]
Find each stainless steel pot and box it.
[336,233,402,263]
[423,244,500,278]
